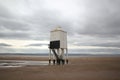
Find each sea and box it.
[0,53,120,57]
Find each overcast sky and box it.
[0,0,120,54]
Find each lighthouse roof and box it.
[51,27,66,33]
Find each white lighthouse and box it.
[49,27,68,65]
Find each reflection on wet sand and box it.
[0,60,49,68]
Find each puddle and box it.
[0,60,49,68]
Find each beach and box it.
[0,56,120,80]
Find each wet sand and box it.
[0,56,120,80]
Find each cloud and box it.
[0,1,70,40]
[0,3,31,40]
[77,16,120,37]
[0,18,29,31]
[0,31,30,39]
[0,4,13,18]
[75,0,120,37]
[0,47,15,53]
[69,48,120,54]
[26,43,48,47]
[0,43,12,46]
[0,42,13,53]
[0,0,120,53]
[92,42,120,48]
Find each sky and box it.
[0,0,120,54]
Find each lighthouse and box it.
[49,27,68,65]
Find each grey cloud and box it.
[0,0,120,53]
[0,0,74,40]
[92,42,120,48]
[0,4,72,40]
[73,40,120,49]
[0,0,120,39]
[0,4,13,18]
[0,18,29,31]
[77,16,120,37]
[0,43,12,46]
[75,0,120,37]
[0,31,30,39]
[26,43,48,47]
[18,48,47,53]
[0,47,15,53]
[69,48,120,54]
